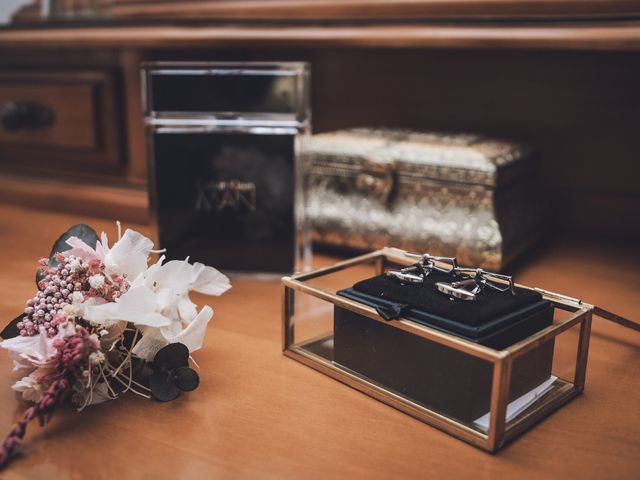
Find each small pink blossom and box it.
[87,259,102,274]
[37,258,49,272]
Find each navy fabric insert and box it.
[352,271,543,327]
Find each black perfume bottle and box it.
[144,62,310,274]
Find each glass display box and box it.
[282,247,593,452]
[143,61,311,275]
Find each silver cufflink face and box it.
[386,252,457,284]
[386,268,425,284]
[436,268,516,301]
[436,278,482,301]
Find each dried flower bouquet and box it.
[0,224,231,468]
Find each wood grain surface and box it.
[0,203,637,479]
[0,175,149,224]
[108,0,640,21]
[2,22,640,51]
[16,0,640,22]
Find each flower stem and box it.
[0,378,69,469]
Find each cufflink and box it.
[436,268,516,301]
[386,252,458,284]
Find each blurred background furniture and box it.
[0,0,639,235]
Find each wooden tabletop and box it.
[0,204,638,479]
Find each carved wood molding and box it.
[13,0,640,23]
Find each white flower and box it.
[132,306,213,361]
[85,257,230,326]
[65,224,231,361]
[189,262,234,296]
[82,285,173,328]
[126,257,231,360]
[97,321,126,348]
[83,256,231,360]
[68,258,83,272]
[62,304,82,320]
[103,229,154,280]
[88,351,105,365]
[64,227,154,281]
[71,291,84,304]
[88,274,105,290]
[133,257,231,322]
[12,371,50,402]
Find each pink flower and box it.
[11,368,54,402]
[86,260,102,275]
[1,329,57,374]
[37,258,49,272]
[0,324,77,401]
[63,227,155,281]
[60,237,103,263]
[51,314,66,327]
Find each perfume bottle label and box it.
[152,132,295,273]
[195,179,257,212]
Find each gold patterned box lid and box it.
[305,128,535,187]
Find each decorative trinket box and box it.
[144,61,311,275]
[304,129,546,270]
[282,248,593,452]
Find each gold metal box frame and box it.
[282,247,593,452]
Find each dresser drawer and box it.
[0,70,122,167]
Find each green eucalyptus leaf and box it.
[0,314,24,339]
[152,343,190,370]
[174,367,199,392]
[149,369,181,402]
[36,270,44,290]
[36,224,100,289]
[48,224,99,268]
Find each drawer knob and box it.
[0,101,55,132]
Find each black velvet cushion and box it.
[352,271,543,327]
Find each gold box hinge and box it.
[533,287,583,307]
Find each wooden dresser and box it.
[0,0,639,237]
